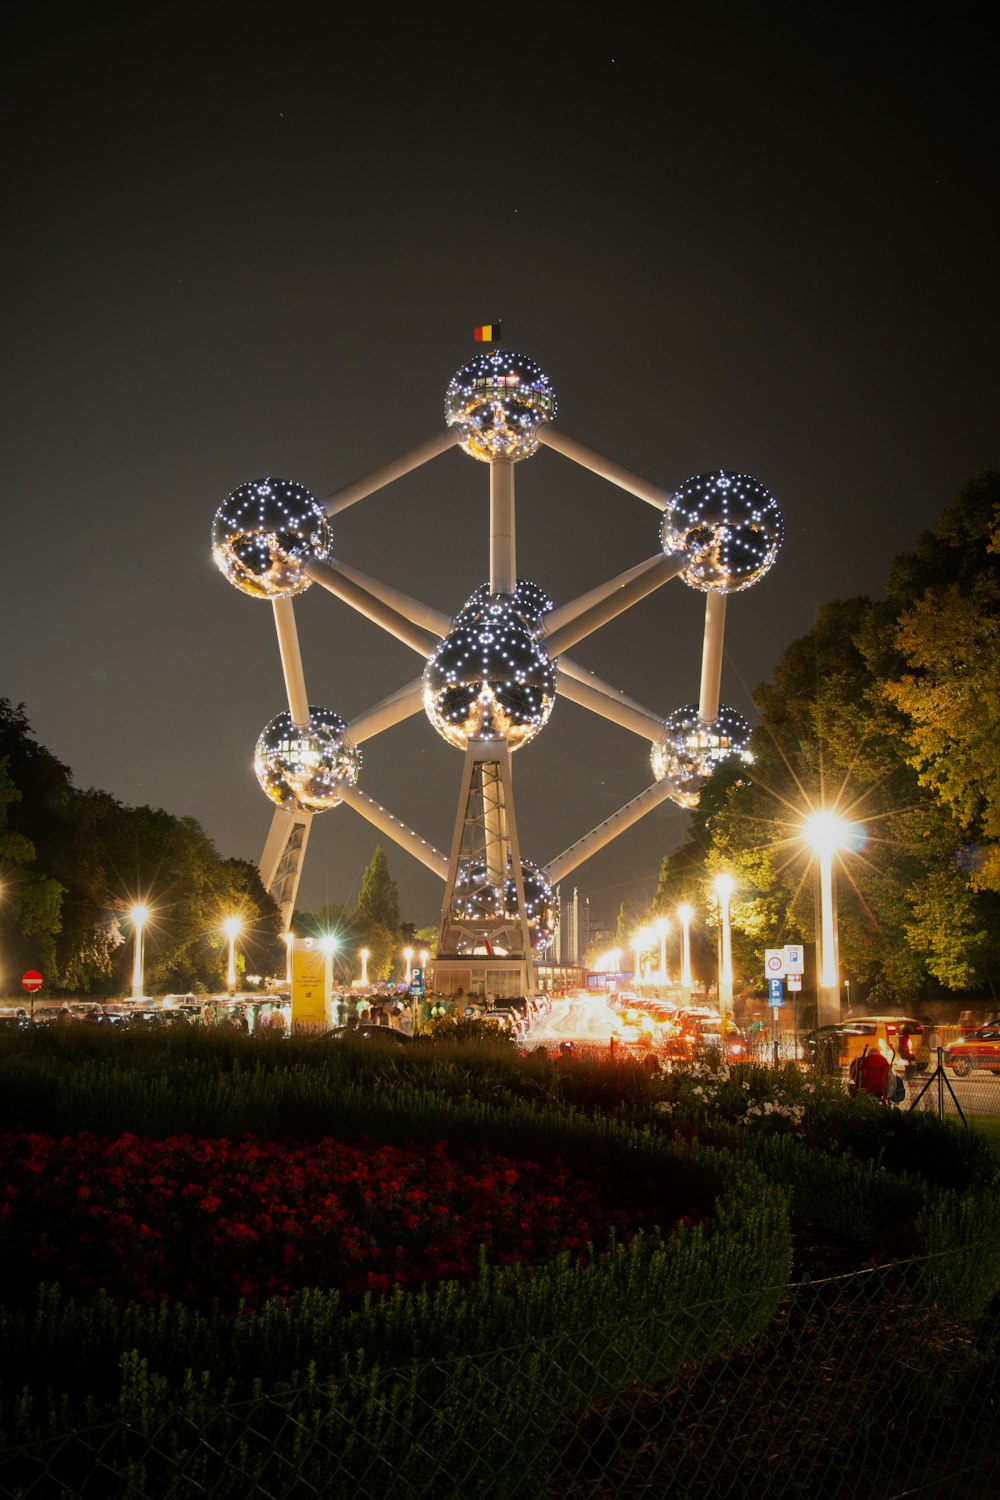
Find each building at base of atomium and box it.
[212,337,782,1015]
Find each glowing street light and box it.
[282,931,294,985]
[404,946,414,985]
[713,874,735,1021]
[222,915,242,996]
[803,812,865,1028]
[359,946,370,986]
[656,915,671,986]
[677,903,693,998]
[631,929,650,990]
[130,904,150,998]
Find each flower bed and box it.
[0,1128,698,1313]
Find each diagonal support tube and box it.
[322,429,463,516]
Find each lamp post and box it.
[130,904,149,998]
[282,931,294,986]
[404,946,414,986]
[714,875,734,1022]
[803,812,864,1029]
[677,903,693,1000]
[359,947,369,986]
[656,915,671,988]
[631,932,645,992]
[222,916,242,997]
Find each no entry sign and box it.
[21,970,43,993]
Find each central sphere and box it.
[423,599,556,751]
[254,708,361,812]
[445,348,557,462]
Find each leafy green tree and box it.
[883,469,1000,895]
[356,845,401,932]
[0,754,65,983]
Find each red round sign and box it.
[21,970,43,993]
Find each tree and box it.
[356,846,401,932]
[883,469,1000,895]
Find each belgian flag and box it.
[474,322,502,344]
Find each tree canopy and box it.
[645,469,1000,1009]
[0,700,283,996]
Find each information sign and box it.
[768,976,784,1008]
[410,966,424,997]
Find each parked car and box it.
[804,1016,929,1076]
[321,1023,413,1046]
[692,1017,748,1061]
[943,1025,1000,1078]
[482,1006,525,1041]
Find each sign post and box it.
[21,969,43,1023]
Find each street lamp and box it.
[803,812,865,1028]
[656,915,671,987]
[130,904,149,998]
[713,874,735,1022]
[359,946,369,986]
[404,946,414,985]
[677,903,693,999]
[222,915,242,996]
[282,931,294,985]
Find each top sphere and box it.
[212,477,329,599]
[660,471,783,593]
[445,349,557,462]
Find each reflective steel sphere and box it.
[457,579,554,631]
[504,860,557,953]
[660,471,782,593]
[423,601,556,750]
[254,708,361,812]
[650,704,752,800]
[445,348,557,462]
[212,477,329,599]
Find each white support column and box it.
[555,668,664,740]
[544,553,687,657]
[304,558,438,658]
[336,783,448,879]
[546,778,683,886]
[537,428,671,510]
[258,807,313,933]
[323,428,463,516]
[316,556,451,639]
[490,458,516,595]
[346,678,426,744]
[698,592,728,724]
[272,597,310,727]
[543,554,677,642]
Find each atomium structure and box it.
[212,337,783,997]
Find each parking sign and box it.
[768,977,784,1007]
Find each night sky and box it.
[3,7,996,933]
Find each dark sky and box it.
[3,6,997,932]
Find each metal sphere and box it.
[212,477,329,600]
[254,708,361,812]
[423,602,556,751]
[503,861,557,953]
[660,470,782,593]
[451,858,557,954]
[650,704,752,800]
[457,579,554,631]
[445,348,557,462]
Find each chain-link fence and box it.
[3,1253,997,1499]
